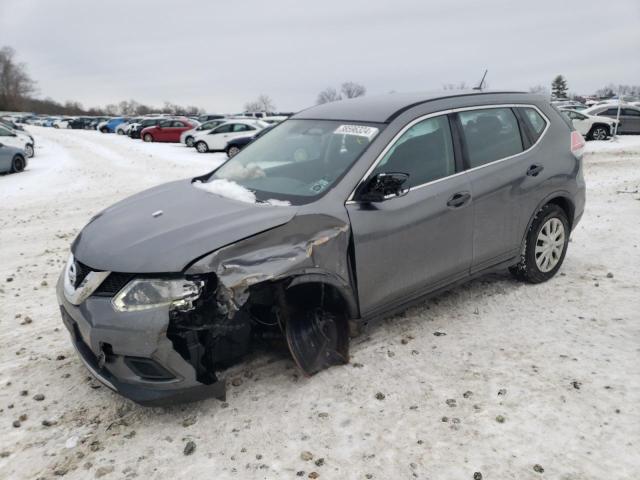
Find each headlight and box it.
[112,278,202,312]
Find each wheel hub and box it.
[535,218,565,272]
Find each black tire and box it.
[185,136,195,147]
[588,125,609,141]
[509,203,570,283]
[11,155,25,173]
[227,145,241,158]
[100,127,108,133]
[285,306,349,375]
[24,144,34,158]
[195,141,209,153]
[116,129,124,135]
[143,133,154,142]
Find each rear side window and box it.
[599,108,619,116]
[518,107,552,143]
[458,108,523,168]
[520,107,548,142]
[622,109,640,117]
[213,124,233,134]
[371,115,455,189]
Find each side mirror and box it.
[358,172,409,202]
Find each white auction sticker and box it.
[334,124,379,140]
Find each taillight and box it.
[570,130,585,158]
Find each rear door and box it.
[620,109,640,134]
[347,114,474,316]
[455,106,541,272]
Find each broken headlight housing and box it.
[112,278,203,313]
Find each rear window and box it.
[458,108,524,168]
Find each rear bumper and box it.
[56,273,225,406]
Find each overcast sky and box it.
[1,0,638,112]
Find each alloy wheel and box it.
[24,145,34,158]
[228,146,240,158]
[535,217,565,272]
[592,127,607,141]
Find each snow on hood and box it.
[193,179,291,207]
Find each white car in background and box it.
[193,119,268,153]
[0,124,35,157]
[53,118,72,129]
[180,118,228,147]
[560,109,619,140]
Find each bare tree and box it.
[244,94,276,112]
[0,46,37,111]
[341,81,366,99]
[316,87,341,104]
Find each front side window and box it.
[458,108,523,168]
[204,119,381,203]
[600,108,619,116]
[172,121,185,127]
[371,115,454,189]
[159,120,172,127]
[0,126,10,136]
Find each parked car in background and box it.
[225,124,275,157]
[0,125,35,158]
[140,118,195,143]
[115,118,141,135]
[193,119,268,153]
[68,117,92,129]
[199,114,226,122]
[560,109,619,140]
[180,119,228,147]
[128,118,165,139]
[0,142,27,174]
[98,117,127,133]
[262,115,288,124]
[53,118,73,129]
[0,117,26,131]
[583,105,640,134]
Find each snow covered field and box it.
[1,127,639,479]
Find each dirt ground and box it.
[1,127,639,480]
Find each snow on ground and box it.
[0,128,639,480]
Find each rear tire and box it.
[195,141,209,153]
[11,155,25,173]
[227,145,241,158]
[509,203,570,283]
[143,133,154,142]
[185,136,195,147]
[588,125,609,141]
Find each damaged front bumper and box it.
[56,273,226,406]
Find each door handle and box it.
[447,191,471,208]
[526,164,544,177]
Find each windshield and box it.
[204,119,381,204]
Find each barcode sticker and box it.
[334,124,379,140]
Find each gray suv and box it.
[57,91,586,405]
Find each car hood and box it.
[72,179,297,273]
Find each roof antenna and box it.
[473,70,488,90]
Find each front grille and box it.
[93,272,134,297]
[74,260,93,288]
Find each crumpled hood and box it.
[72,179,297,273]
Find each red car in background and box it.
[140,118,195,143]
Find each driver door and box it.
[346,114,473,316]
